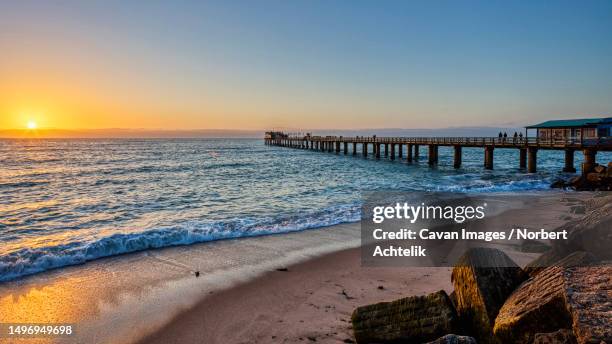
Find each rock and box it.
[564,265,612,344]
[493,265,612,344]
[553,202,612,261]
[520,239,551,253]
[569,205,586,214]
[551,179,567,189]
[351,290,457,344]
[583,193,612,211]
[593,165,606,174]
[423,334,477,344]
[525,201,612,273]
[533,329,578,344]
[525,251,597,277]
[493,266,573,344]
[586,173,601,183]
[451,248,527,344]
[449,290,458,310]
[566,171,612,191]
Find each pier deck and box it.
[264,132,611,174]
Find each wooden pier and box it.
[264,131,612,175]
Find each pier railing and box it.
[275,135,611,149]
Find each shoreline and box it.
[0,222,362,344]
[135,191,589,344]
[0,190,597,344]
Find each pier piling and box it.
[528,147,538,173]
[582,149,597,175]
[484,146,494,170]
[428,145,438,166]
[453,146,462,168]
[519,148,527,169]
[390,144,395,161]
[563,149,576,172]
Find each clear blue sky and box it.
[1,0,611,130]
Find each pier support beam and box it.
[398,144,403,159]
[519,148,526,169]
[384,144,389,157]
[428,145,438,166]
[362,143,367,157]
[328,142,333,153]
[414,145,420,159]
[453,146,462,168]
[581,149,597,176]
[375,143,381,159]
[352,142,357,155]
[390,144,395,161]
[335,141,340,154]
[527,147,537,173]
[484,146,494,170]
[343,142,348,155]
[406,144,413,163]
[563,149,576,173]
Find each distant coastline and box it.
[0,126,525,139]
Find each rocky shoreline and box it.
[350,194,611,344]
[552,162,612,191]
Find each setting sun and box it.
[27,120,37,129]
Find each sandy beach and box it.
[136,191,592,344]
[0,191,597,344]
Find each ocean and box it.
[0,138,608,282]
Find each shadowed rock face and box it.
[494,265,612,344]
[533,329,578,344]
[451,248,527,344]
[351,290,457,344]
[525,251,597,277]
[423,334,477,344]
[551,202,612,261]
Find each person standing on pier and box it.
[498,132,503,143]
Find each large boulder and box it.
[451,248,527,343]
[552,202,612,261]
[565,265,612,344]
[423,334,477,344]
[493,266,573,344]
[493,265,612,344]
[533,329,578,344]
[351,290,457,344]
[524,251,597,277]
